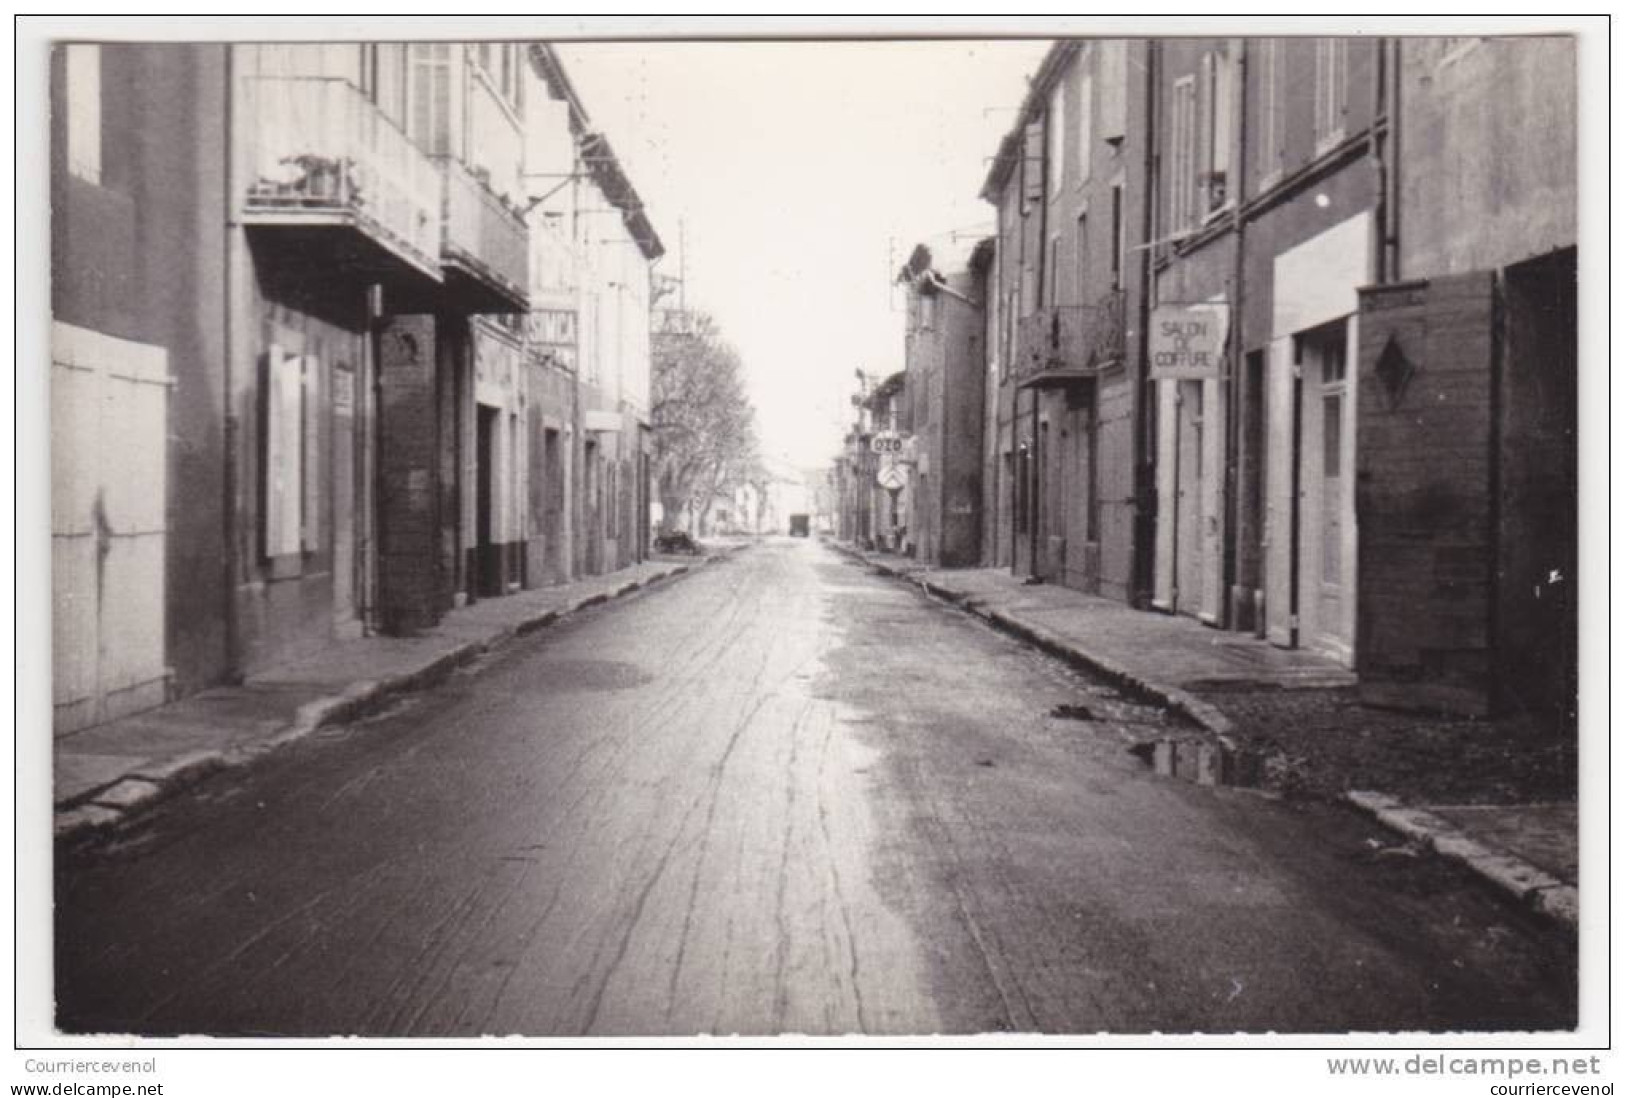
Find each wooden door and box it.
[51,324,171,733]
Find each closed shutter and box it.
[263,343,306,559]
[1022,121,1044,207]
[408,43,451,155]
[301,353,322,553]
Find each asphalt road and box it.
[56,539,1576,1036]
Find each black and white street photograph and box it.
[14,12,1609,1093]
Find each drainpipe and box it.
[1386,39,1402,282]
[1223,39,1249,631]
[1132,40,1159,608]
[1029,387,1040,579]
[220,45,242,683]
[1371,38,1389,285]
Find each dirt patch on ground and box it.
[1196,685,1577,806]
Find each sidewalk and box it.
[54,547,743,842]
[835,541,1578,930]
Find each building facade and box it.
[1353,36,1576,719]
[982,40,1151,602]
[896,240,989,568]
[966,35,1577,719]
[51,39,663,735]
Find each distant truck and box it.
[788,513,810,537]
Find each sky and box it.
[555,39,1050,472]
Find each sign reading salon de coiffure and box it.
[1149,303,1229,381]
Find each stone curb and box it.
[1344,791,1577,931]
[835,542,1578,933]
[54,559,716,847]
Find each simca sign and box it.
[1150,304,1229,380]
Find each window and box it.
[408,43,452,155]
[1256,39,1284,186]
[1109,185,1124,290]
[1314,38,1349,152]
[1002,290,1017,377]
[1168,76,1197,234]
[1047,85,1064,198]
[361,44,409,128]
[64,44,101,185]
[1200,50,1233,215]
[919,291,937,331]
[1048,236,1061,307]
[1099,41,1127,144]
[1076,75,1094,185]
[1022,121,1044,210]
[1014,444,1030,531]
[1076,214,1089,301]
[263,346,321,560]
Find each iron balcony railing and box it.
[1013,290,1128,383]
[240,75,443,277]
[439,156,531,308]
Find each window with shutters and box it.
[1255,39,1284,188]
[1076,74,1094,186]
[408,43,452,156]
[1048,236,1061,307]
[1002,290,1017,378]
[1021,121,1044,212]
[1047,85,1064,199]
[262,346,322,562]
[1167,76,1197,235]
[361,43,410,129]
[1200,50,1234,217]
[472,42,523,117]
[64,44,102,185]
[1100,41,1127,145]
[1314,38,1349,153]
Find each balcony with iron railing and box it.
[240,75,444,287]
[438,157,531,314]
[1012,289,1128,388]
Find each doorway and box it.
[1293,319,1355,661]
[474,403,500,598]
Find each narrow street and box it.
[56,540,1575,1037]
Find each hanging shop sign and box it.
[1150,303,1229,381]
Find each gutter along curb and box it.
[1343,791,1578,931]
[831,542,1577,933]
[55,554,735,846]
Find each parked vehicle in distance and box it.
[654,530,702,555]
[788,514,810,537]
